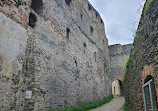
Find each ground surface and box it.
[90,97,125,111]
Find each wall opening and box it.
[81,14,83,22]
[65,0,71,6]
[101,19,103,24]
[144,75,153,84]
[95,12,98,18]
[14,0,26,8]
[94,52,97,62]
[31,0,44,14]
[83,42,86,47]
[75,60,77,67]
[114,87,115,95]
[104,62,106,72]
[90,26,94,35]
[83,42,86,53]
[112,80,122,96]
[66,28,70,39]
[88,4,92,11]
[29,13,37,28]
[103,39,105,44]
[119,80,122,95]
[143,75,158,111]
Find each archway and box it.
[143,75,158,111]
[112,79,122,96]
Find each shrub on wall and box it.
[123,56,132,82]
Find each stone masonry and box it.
[109,44,132,81]
[123,0,158,110]
[0,0,111,110]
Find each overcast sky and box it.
[89,0,145,45]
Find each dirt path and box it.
[90,97,125,111]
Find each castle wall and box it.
[109,44,132,81]
[123,0,158,110]
[0,0,111,110]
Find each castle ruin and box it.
[0,0,131,110]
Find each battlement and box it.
[109,44,132,56]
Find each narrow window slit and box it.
[94,52,97,62]
[29,13,37,28]
[66,28,70,39]
[81,14,83,22]
[65,0,72,6]
[88,4,92,11]
[31,0,44,14]
[90,26,94,35]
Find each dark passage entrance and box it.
[143,75,158,111]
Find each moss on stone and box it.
[132,46,134,52]
[145,0,153,11]
[123,56,132,82]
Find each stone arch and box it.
[144,75,153,84]
[112,79,122,96]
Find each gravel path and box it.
[90,97,125,111]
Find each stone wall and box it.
[109,44,132,81]
[123,0,158,110]
[0,0,111,110]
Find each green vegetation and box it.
[145,0,153,11]
[132,45,134,52]
[125,56,132,67]
[123,56,132,82]
[48,95,113,111]
[122,103,132,111]
[131,45,135,55]
[113,94,120,97]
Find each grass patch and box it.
[145,0,153,11]
[122,103,132,111]
[114,94,120,97]
[49,95,113,111]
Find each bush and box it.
[49,95,114,111]
[123,103,132,111]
